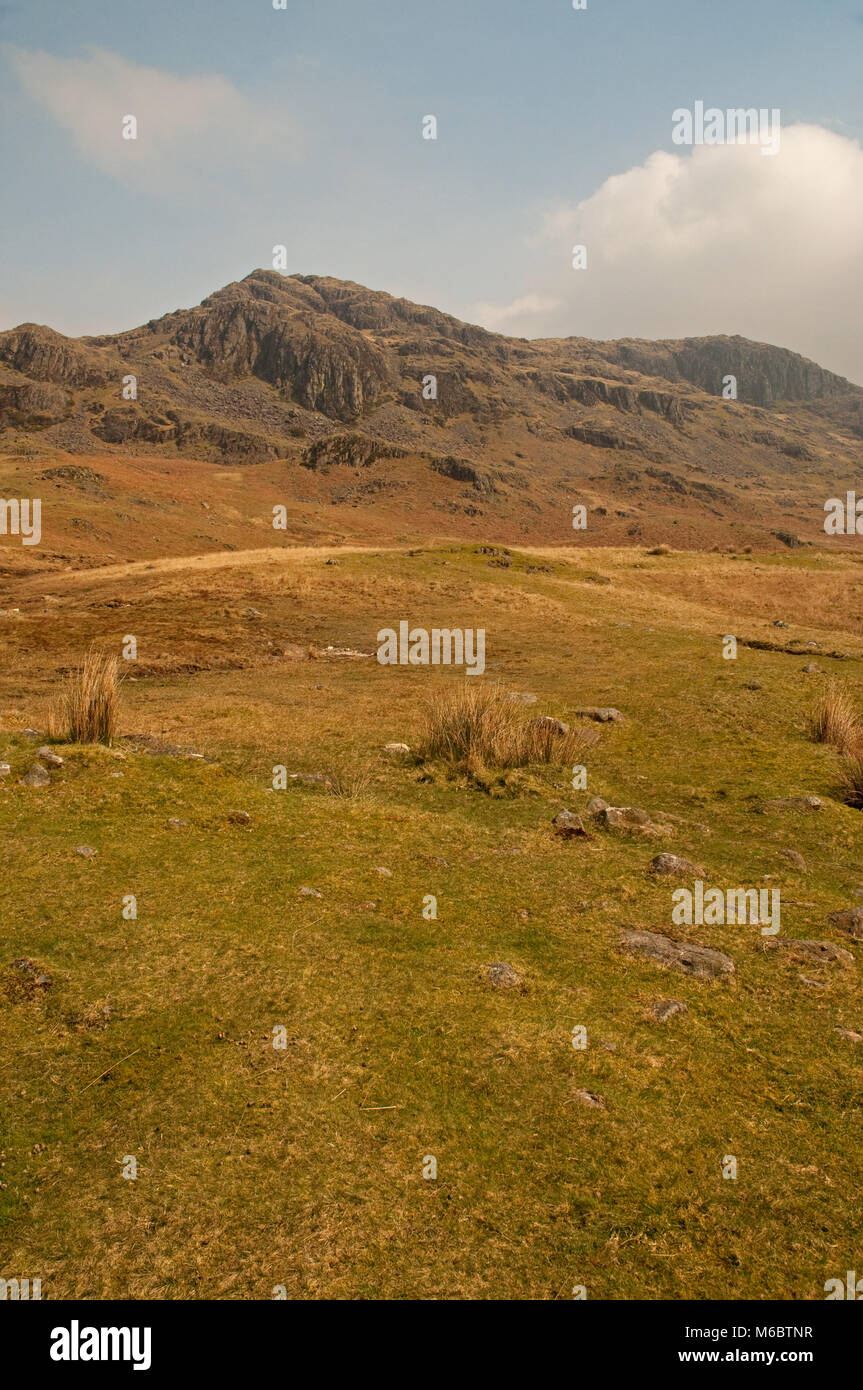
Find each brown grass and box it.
[839,750,863,808]
[49,646,121,745]
[807,680,860,753]
[419,682,585,769]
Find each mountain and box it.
[1,269,862,558]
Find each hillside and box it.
[2,271,862,566]
[1,541,862,1299]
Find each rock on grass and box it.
[619,928,734,980]
[482,962,522,989]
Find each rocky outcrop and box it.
[0,325,110,387]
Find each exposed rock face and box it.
[608,335,854,406]
[164,275,392,421]
[619,927,734,979]
[0,325,110,387]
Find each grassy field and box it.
[1,542,861,1299]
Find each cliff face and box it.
[159,276,393,421]
[0,325,110,388]
[604,336,851,406]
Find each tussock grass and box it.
[807,680,863,809]
[839,746,863,809]
[321,766,372,798]
[808,680,860,752]
[419,681,585,769]
[49,646,121,745]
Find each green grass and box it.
[0,544,861,1299]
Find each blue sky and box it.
[2,0,863,381]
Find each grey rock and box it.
[0,762,11,777]
[383,742,410,754]
[165,818,189,830]
[802,663,820,673]
[575,707,624,723]
[37,747,64,767]
[299,886,322,898]
[374,866,393,877]
[226,809,251,826]
[552,809,591,838]
[649,853,705,877]
[75,845,96,858]
[652,998,688,1022]
[574,1089,605,1108]
[20,763,51,787]
[776,939,854,965]
[758,796,823,813]
[777,849,807,872]
[482,961,522,989]
[835,1027,862,1043]
[828,907,863,940]
[619,927,734,979]
[507,691,537,705]
[593,806,672,837]
[585,797,609,815]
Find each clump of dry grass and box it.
[807,680,860,753]
[49,647,121,745]
[321,767,371,798]
[839,746,863,809]
[419,682,586,770]
[807,680,863,809]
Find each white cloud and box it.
[6,45,294,196]
[469,292,560,331]
[472,125,863,385]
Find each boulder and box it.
[649,853,705,877]
[651,998,688,1022]
[575,707,624,723]
[20,763,50,787]
[592,805,672,837]
[828,907,863,940]
[777,849,807,872]
[619,927,734,980]
[552,809,591,839]
[37,746,64,767]
[482,961,522,989]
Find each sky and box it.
[2,0,863,382]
